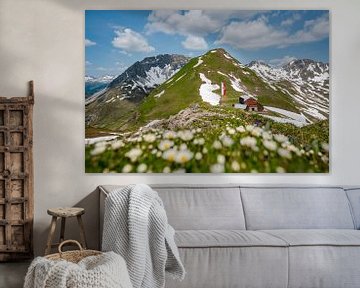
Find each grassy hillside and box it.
[86,102,329,173]
[86,48,303,136]
[138,48,299,126]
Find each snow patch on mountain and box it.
[85,75,116,83]
[154,90,165,98]
[262,115,306,127]
[199,73,221,106]
[265,106,308,124]
[248,60,329,121]
[175,74,186,82]
[194,57,203,68]
[144,65,179,88]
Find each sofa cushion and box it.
[153,186,246,230]
[100,185,246,230]
[241,187,355,230]
[345,188,360,229]
[165,247,288,288]
[287,246,360,288]
[262,229,360,246]
[175,230,287,248]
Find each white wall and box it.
[0,0,359,256]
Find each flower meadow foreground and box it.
[85,123,329,173]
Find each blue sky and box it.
[85,10,329,77]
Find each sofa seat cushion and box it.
[175,230,288,248]
[262,229,360,246]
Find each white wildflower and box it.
[251,127,262,137]
[151,149,158,155]
[137,163,147,173]
[240,136,257,148]
[162,149,177,162]
[195,152,202,160]
[321,155,329,163]
[217,154,226,164]
[178,130,194,141]
[227,127,236,135]
[163,167,171,173]
[231,161,240,172]
[180,143,188,151]
[156,151,162,157]
[246,125,254,132]
[276,166,286,173]
[122,164,132,173]
[196,128,202,133]
[90,145,106,156]
[194,138,205,145]
[143,133,156,143]
[263,140,277,151]
[274,134,288,143]
[212,140,222,150]
[262,131,272,140]
[236,126,246,133]
[221,135,234,147]
[278,148,292,159]
[125,148,142,162]
[202,147,208,154]
[321,143,329,152]
[163,130,177,139]
[210,163,225,173]
[175,150,193,164]
[111,140,124,150]
[158,140,174,151]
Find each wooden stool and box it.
[45,207,87,255]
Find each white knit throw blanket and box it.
[102,184,185,288]
[24,252,133,288]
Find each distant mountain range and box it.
[85,48,329,135]
[85,75,116,98]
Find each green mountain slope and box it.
[138,48,299,126]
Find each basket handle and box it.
[58,240,83,255]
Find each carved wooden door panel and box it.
[0,83,34,261]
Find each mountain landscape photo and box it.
[85,10,330,173]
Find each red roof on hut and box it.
[244,98,258,106]
[244,97,264,112]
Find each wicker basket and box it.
[45,240,102,263]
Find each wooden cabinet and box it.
[0,81,34,261]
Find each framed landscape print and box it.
[85,10,330,173]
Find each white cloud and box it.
[146,10,221,37]
[291,13,329,44]
[85,39,96,46]
[268,55,297,67]
[145,10,272,51]
[216,18,287,49]
[281,13,301,26]
[146,10,266,38]
[216,14,329,49]
[182,35,208,50]
[112,28,155,53]
[85,60,92,65]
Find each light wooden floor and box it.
[0,261,30,288]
